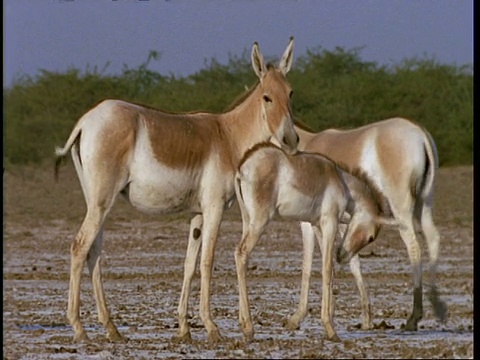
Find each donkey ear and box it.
[279,36,294,75]
[379,196,394,218]
[375,216,402,228]
[251,42,267,80]
[270,135,281,147]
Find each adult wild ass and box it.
[285,117,447,332]
[234,143,397,342]
[54,38,298,344]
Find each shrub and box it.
[3,47,472,166]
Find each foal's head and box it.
[251,37,299,155]
[336,168,399,263]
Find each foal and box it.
[287,117,447,332]
[54,38,298,344]
[234,143,396,342]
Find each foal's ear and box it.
[375,216,404,229]
[279,36,294,75]
[251,42,267,80]
[379,196,394,218]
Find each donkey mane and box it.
[86,98,213,116]
[293,118,317,133]
[238,142,276,169]
[93,84,270,117]
[335,161,392,217]
[223,80,261,112]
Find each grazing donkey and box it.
[234,142,397,342]
[54,38,299,344]
[286,117,447,332]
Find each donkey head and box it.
[336,210,400,263]
[335,169,400,263]
[252,37,299,155]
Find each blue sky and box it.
[4,0,473,88]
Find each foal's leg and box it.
[198,206,224,345]
[235,218,268,343]
[176,214,203,341]
[420,205,448,322]
[349,254,373,330]
[317,216,340,342]
[86,227,124,342]
[286,221,315,330]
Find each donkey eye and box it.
[289,90,293,99]
[368,236,374,244]
[263,95,272,103]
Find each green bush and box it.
[4,47,472,166]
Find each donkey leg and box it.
[68,209,106,342]
[235,223,265,343]
[176,214,203,342]
[421,206,448,323]
[399,219,424,331]
[86,227,124,342]
[349,254,373,330]
[198,207,224,346]
[287,222,315,330]
[318,217,340,342]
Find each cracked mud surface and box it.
[4,165,473,359]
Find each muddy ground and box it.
[3,164,474,359]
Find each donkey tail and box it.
[234,170,251,231]
[420,125,439,204]
[234,172,245,212]
[54,116,86,182]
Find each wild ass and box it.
[233,142,397,342]
[285,117,447,332]
[54,38,299,344]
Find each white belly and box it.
[276,186,322,222]
[127,164,200,215]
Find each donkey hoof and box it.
[403,320,418,331]
[428,287,448,322]
[105,322,125,342]
[436,302,448,323]
[107,330,126,343]
[207,330,223,347]
[73,331,89,343]
[242,332,254,345]
[328,333,341,342]
[361,322,374,331]
[432,299,448,323]
[284,318,301,331]
[173,331,192,344]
